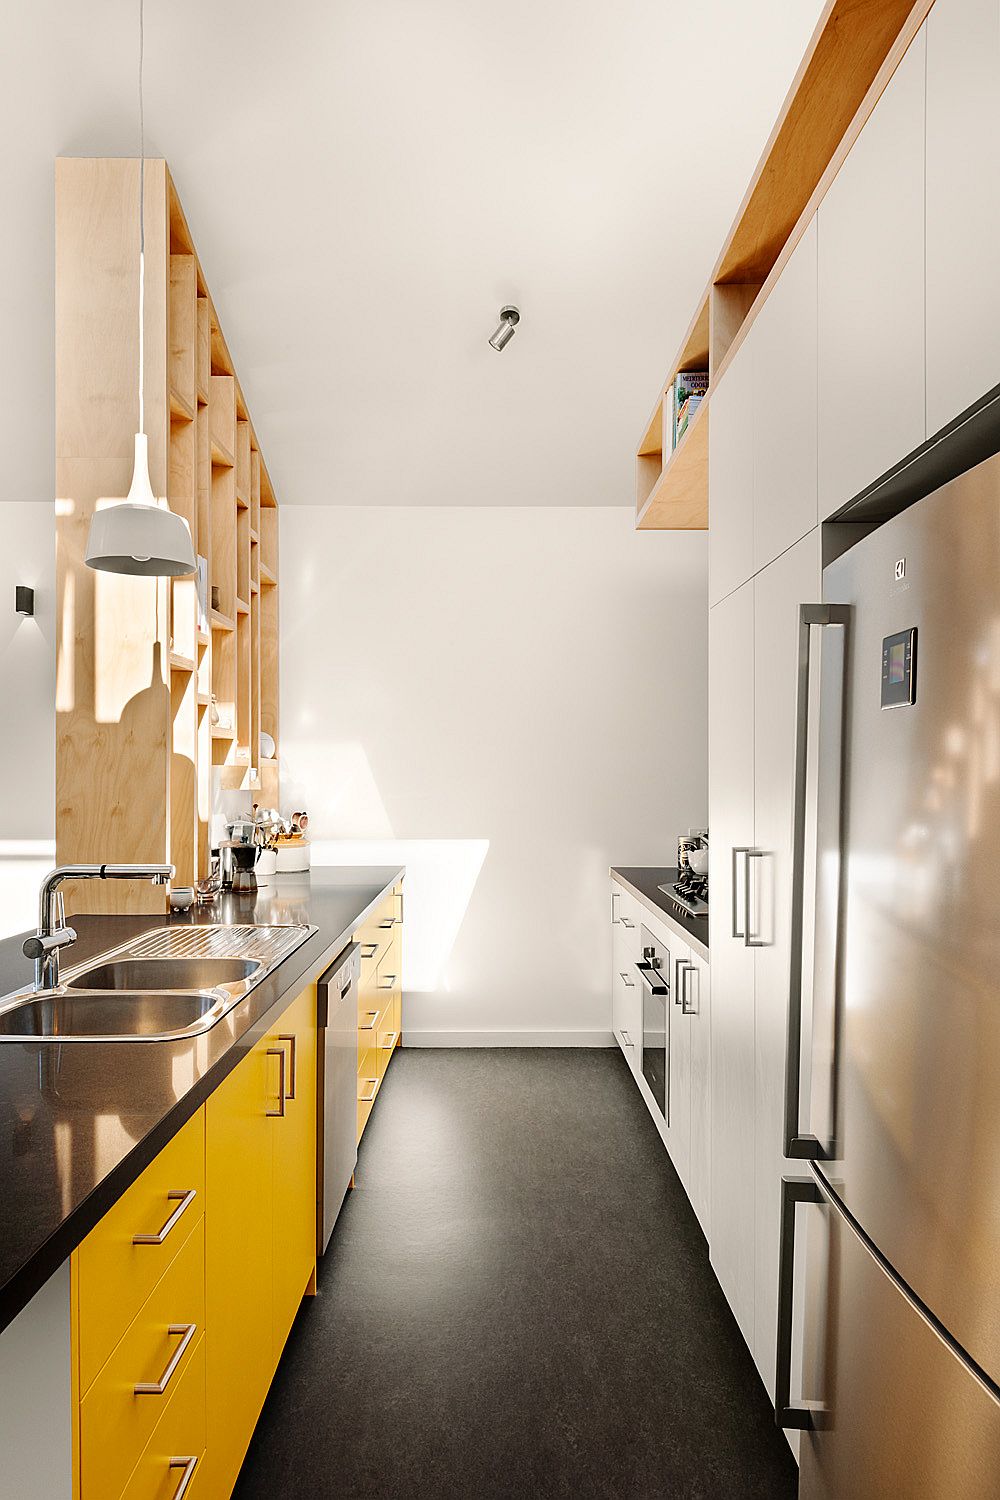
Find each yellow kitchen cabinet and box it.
[79,1218,205,1499]
[119,1333,207,1500]
[204,983,318,1497]
[354,880,404,1147]
[270,982,318,1361]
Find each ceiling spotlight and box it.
[489,305,520,352]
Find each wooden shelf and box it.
[211,725,235,740]
[635,0,930,529]
[637,399,709,530]
[169,651,196,673]
[197,690,211,707]
[197,628,210,647]
[259,562,277,588]
[210,608,235,633]
[235,596,250,616]
[211,436,235,468]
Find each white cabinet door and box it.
[754,217,818,573]
[926,0,1000,434]
[664,937,691,1189]
[612,924,641,1074]
[751,528,822,1400]
[709,330,756,607]
[818,29,926,518]
[685,950,711,1240]
[708,579,756,1346]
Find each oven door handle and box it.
[635,961,668,996]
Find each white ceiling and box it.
[2,0,824,508]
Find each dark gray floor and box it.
[233,1050,797,1499]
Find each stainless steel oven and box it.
[636,925,669,1120]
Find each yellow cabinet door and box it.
[204,1034,277,1498]
[270,984,318,1361]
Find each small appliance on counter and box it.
[660,830,708,917]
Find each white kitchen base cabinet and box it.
[610,878,710,1239]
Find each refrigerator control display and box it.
[881,627,916,708]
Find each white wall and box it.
[0,503,56,939]
[280,506,707,1043]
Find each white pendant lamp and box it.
[85,0,196,579]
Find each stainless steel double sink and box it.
[0,923,315,1043]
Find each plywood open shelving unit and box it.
[636,0,933,530]
[55,158,280,912]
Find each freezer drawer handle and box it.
[785,602,851,1160]
[775,1174,822,1431]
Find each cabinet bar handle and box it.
[378,918,395,930]
[169,1456,199,1499]
[620,1029,633,1048]
[618,971,635,988]
[361,943,378,960]
[620,915,635,930]
[277,1032,297,1099]
[266,1046,286,1116]
[378,973,397,990]
[134,1322,197,1395]
[732,847,749,938]
[382,1031,398,1049]
[133,1188,197,1246]
[745,848,766,948]
[359,1077,378,1103]
[359,1010,379,1031]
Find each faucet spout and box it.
[27,863,176,991]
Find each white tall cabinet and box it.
[925,0,1000,435]
[817,28,926,518]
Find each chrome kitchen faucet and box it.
[23,864,174,991]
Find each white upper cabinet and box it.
[753,217,818,573]
[926,0,1000,434]
[817,28,926,519]
[709,329,755,607]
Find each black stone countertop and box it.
[610,867,709,961]
[0,865,402,1334]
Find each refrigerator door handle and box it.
[775,1173,823,1431]
[785,602,851,1160]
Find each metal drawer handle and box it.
[620,1029,633,1048]
[359,1077,378,1104]
[681,962,698,1015]
[379,974,396,990]
[775,1175,822,1430]
[378,918,395,930]
[359,1010,379,1031]
[361,942,378,960]
[134,1322,197,1395]
[745,848,766,948]
[133,1188,197,1246]
[277,1032,297,1099]
[618,971,635,989]
[382,1031,398,1049]
[620,915,635,930]
[169,1456,199,1499]
[266,1046,286,1117]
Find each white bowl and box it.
[687,846,709,876]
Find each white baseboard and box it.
[402,1029,616,1048]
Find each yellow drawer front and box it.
[77,1108,205,1394]
[120,1332,206,1500]
[358,1039,377,1084]
[80,1216,206,1499]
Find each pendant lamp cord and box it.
[138,0,146,437]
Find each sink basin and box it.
[67,957,261,993]
[0,990,223,1041]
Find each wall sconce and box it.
[15,586,34,618]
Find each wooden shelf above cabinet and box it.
[637,399,709,531]
[210,608,235,633]
[634,0,930,529]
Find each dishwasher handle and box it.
[316,942,360,1027]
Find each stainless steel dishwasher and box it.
[317,941,360,1252]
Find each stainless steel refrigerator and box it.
[776,452,1000,1497]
